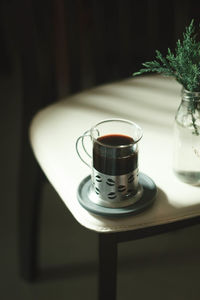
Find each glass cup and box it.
[76,118,143,208]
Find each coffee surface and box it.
[93,134,138,175]
[97,134,134,146]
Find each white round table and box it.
[30,74,200,233]
[30,74,200,300]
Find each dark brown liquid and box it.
[93,134,138,175]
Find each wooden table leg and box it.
[98,233,118,300]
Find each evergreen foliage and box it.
[133,20,200,92]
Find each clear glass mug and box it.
[76,118,143,208]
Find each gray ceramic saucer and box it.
[77,173,157,217]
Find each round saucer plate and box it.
[77,173,157,217]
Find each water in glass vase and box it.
[173,122,200,185]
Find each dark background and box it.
[1,1,200,299]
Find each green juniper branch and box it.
[133,19,200,135]
[133,20,200,91]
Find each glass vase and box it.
[173,88,200,185]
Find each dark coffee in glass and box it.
[76,118,143,207]
[93,134,138,175]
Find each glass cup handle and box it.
[76,130,92,168]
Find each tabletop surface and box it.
[30,75,200,233]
